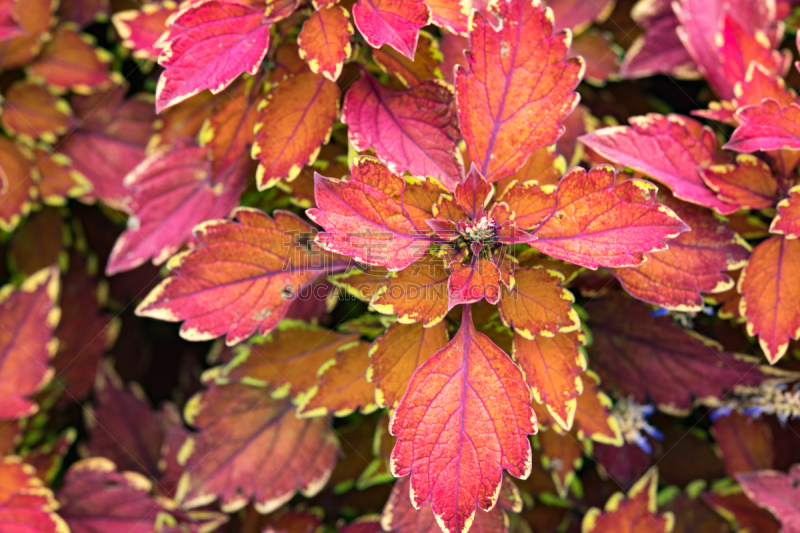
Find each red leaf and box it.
[701,154,780,210]
[771,185,800,239]
[136,208,348,346]
[1,81,73,142]
[712,412,774,477]
[28,24,115,93]
[105,144,246,275]
[0,456,67,533]
[456,0,583,183]
[702,489,780,533]
[737,464,800,533]
[308,157,430,271]
[368,320,449,408]
[513,330,586,432]
[112,2,177,60]
[579,114,738,213]
[252,71,339,189]
[57,457,192,533]
[530,166,689,270]
[726,100,800,153]
[297,341,379,417]
[447,257,502,308]
[155,0,271,112]
[586,293,779,412]
[85,364,181,481]
[536,427,583,497]
[59,0,108,26]
[572,371,622,445]
[673,0,778,99]
[298,5,353,81]
[571,30,620,86]
[0,267,59,420]
[498,266,579,339]
[176,384,339,513]
[611,195,751,311]
[0,136,34,231]
[738,235,800,363]
[204,321,358,398]
[389,305,536,533]
[582,468,674,532]
[57,87,154,211]
[381,477,509,533]
[342,75,463,189]
[352,0,430,60]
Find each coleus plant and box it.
[4,0,800,532]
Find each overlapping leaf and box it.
[389,306,535,533]
[579,114,737,213]
[352,0,429,60]
[611,195,751,311]
[57,87,154,211]
[105,144,246,275]
[737,464,800,533]
[0,136,34,231]
[136,208,349,346]
[252,70,339,189]
[176,383,339,513]
[1,81,72,143]
[582,468,674,532]
[0,456,67,533]
[0,267,59,420]
[0,0,55,69]
[712,412,774,477]
[370,254,450,326]
[586,293,780,413]
[513,330,586,432]
[112,2,177,60]
[726,100,800,152]
[701,154,780,210]
[367,320,448,408]
[530,166,689,270]
[771,186,800,239]
[456,0,583,183]
[373,30,442,87]
[738,235,800,363]
[342,74,462,189]
[307,157,430,271]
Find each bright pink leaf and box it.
[619,5,698,79]
[112,3,177,60]
[580,113,738,214]
[106,145,246,275]
[155,0,271,112]
[389,305,535,533]
[352,0,430,60]
[342,74,463,190]
[531,165,689,270]
[0,0,23,40]
[737,464,800,533]
[726,100,800,153]
[307,157,430,271]
[456,0,583,183]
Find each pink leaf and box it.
[342,74,463,190]
[580,113,739,214]
[155,0,271,112]
[352,0,430,60]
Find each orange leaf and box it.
[298,5,353,82]
[513,330,586,432]
[252,71,339,189]
[368,320,449,408]
[370,254,450,326]
[499,266,579,339]
[573,371,622,445]
[771,186,800,239]
[0,456,67,533]
[0,81,72,142]
[298,341,379,417]
[739,235,800,363]
[456,0,583,182]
